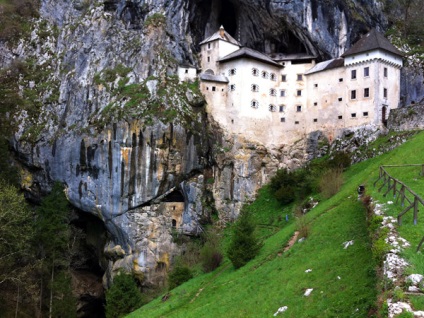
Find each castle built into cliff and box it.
[179,27,404,147]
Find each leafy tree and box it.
[35,182,76,318]
[227,209,262,269]
[105,272,143,318]
[200,228,223,273]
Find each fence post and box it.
[393,180,397,198]
[421,164,424,177]
[414,197,419,225]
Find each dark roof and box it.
[218,47,282,67]
[269,53,316,61]
[199,30,241,46]
[199,73,229,83]
[305,58,344,75]
[342,29,405,57]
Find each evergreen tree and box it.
[105,272,143,318]
[227,209,262,269]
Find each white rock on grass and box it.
[273,306,288,316]
[388,300,413,318]
[305,269,312,273]
[343,240,354,249]
[406,274,424,286]
[304,289,313,297]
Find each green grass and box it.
[128,131,424,317]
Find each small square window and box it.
[295,121,299,124]
[281,74,287,82]
[351,90,356,100]
[338,97,343,102]
[339,78,343,82]
[279,105,285,112]
[297,90,302,97]
[313,118,318,123]
[280,117,286,123]
[296,105,302,112]
[351,113,356,118]
[280,90,285,97]
[351,69,357,80]
[364,67,369,77]
[297,74,303,81]
[314,102,318,106]
[185,69,188,74]
[338,115,343,119]
[363,111,369,117]
[314,83,318,88]
[364,88,370,98]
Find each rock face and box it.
[3,0,418,287]
[388,103,424,131]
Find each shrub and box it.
[168,264,193,290]
[319,168,343,198]
[200,229,223,273]
[227,209,262,269]
[105,272,143,318]
[328,152,351,170]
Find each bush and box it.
[200,229,223,273]
[227,209,262,269]
[168,264,193,290]
[319,168,343,198]
[328,152,351,170]
[105,272,143,318]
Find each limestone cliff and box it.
[2,0,420,287]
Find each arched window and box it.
[269,104,277,112]
[251,100,259,108]
[252,68,259,76]
[251,84,259,92]
[270,73,276,81]
[270,88,276,96]
[261,71,268,79]
[228,68,236,76]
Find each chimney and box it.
[219,25,225,38]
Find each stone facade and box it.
[199,27,404,147]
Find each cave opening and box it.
[218,1,238,38]
[71,210,108,318]
[163,190,185,202]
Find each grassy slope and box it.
[129,131,424,318]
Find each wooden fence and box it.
[373,164,424,251]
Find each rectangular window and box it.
[364,67,369,77]
[279,105,285,112]
[230,84,236,91]
[295,121,299,125]
[280,90,285,97]
[207,56,210,62]
[296,105,302,112]
[297,74,303,81]
[280,117,285,123]
[297,90,302,96]
[313,118,318,122]
[208,43,211,49]
[363,112,369,116]
[351,69,357,80]
[338,97,343,102]
[351,90,357,100]
[384,67,388,78]
[383,88,387,98]
[281,74,287,82]
[314,83,318,88]
[351,113,356,118]
[364,88,370,98]
[212,86,216,91]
